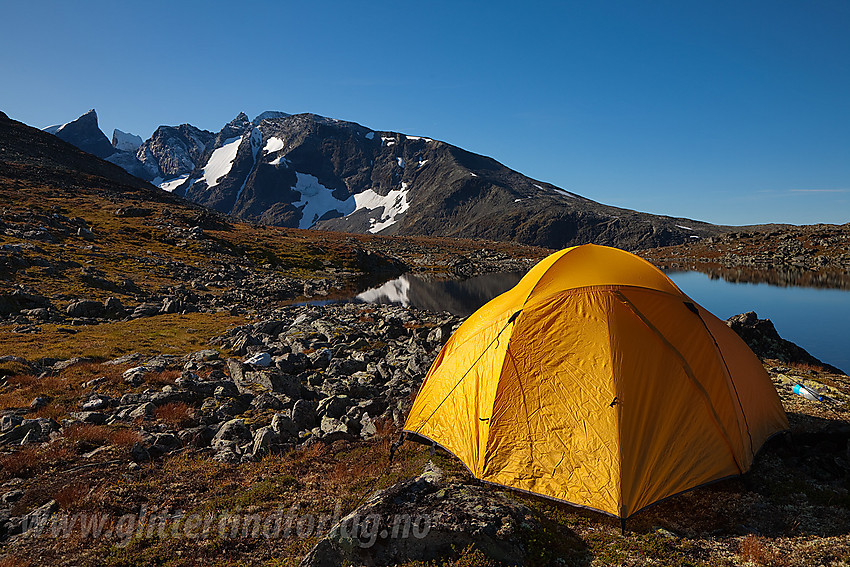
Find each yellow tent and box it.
[404,244,789,519]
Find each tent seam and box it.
[605,292,626,519]
[613,290,745,475]
[692,309,756,458]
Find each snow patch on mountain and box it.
[381,136,396,147]
[202,136,242,188]
[354,183,410,233]
[159,174,190,192]
[263,136,285,155]
[551,187,576,198]
[397,157,405,168]
[292,173,356,229]
[112,129,142,152]
[365,132,375,140]
[43,123,66,135]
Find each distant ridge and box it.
[41,108,724,250]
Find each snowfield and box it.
[354,183,411,233]
[292,173,356,229]
[201,136,242,188]
[263,136,284,155]
[159,174,190,192]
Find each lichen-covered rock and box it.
[300,463,541,567]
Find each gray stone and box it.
[212,419,252,448]
[251,426,278,457]
[53,356,93,370]
[317,395,350,419]
[299,464,541,567]
[2,489,24,505]
[271,413,299,441]
[132,302,162,318]
[213,442,241,463]
[152,433,182,453]
[189,349,220,362]
[359,413,378,439]
[292,399,317,430]
[244,352,272,367]
[81,396,108,411]
[1,415,22,432]
[251,392,285,411]
[71,411,107,425]
[66,300,104,318]
[0,419,42,444]
[129,402,155,420]
[104,296,126,318]
[130,442,150,462]
[320,416,348,435]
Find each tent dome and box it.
[404,244,789,519]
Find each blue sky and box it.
[1,0,848,226]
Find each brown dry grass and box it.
[0,443,74,479]
[0,556,33,567]
[53,482,91,510]
[0,313,244,362]
[739,535,786,567]
[154,401,195,428]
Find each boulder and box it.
[251,426,278,457]
[299,464,543,567]
[292,399,317,430]
[244,352,272,367]
[271,413,299,441]
[129,402,155,420]
[727,311,844,374]
[317,395,350,420]
[104,297,126,318]
[66,300,104,318]
[212,419,252,448]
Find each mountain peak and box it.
[43,109,115,159]
[112,129,142,153]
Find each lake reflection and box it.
[355,272,523,316]
[354,270,849,373]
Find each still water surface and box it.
[353,271,849,373]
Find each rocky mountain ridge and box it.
[42,109,724,251]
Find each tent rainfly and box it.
[404,244,789,520]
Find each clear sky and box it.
[1,0,848,226]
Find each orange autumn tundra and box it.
[404,244,789,520]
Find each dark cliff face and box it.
[137,124,216,181]
[47,109,116,159]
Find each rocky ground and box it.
[0,300,849,566]
[641,224,850,289]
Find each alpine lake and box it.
[336,269,850,375]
